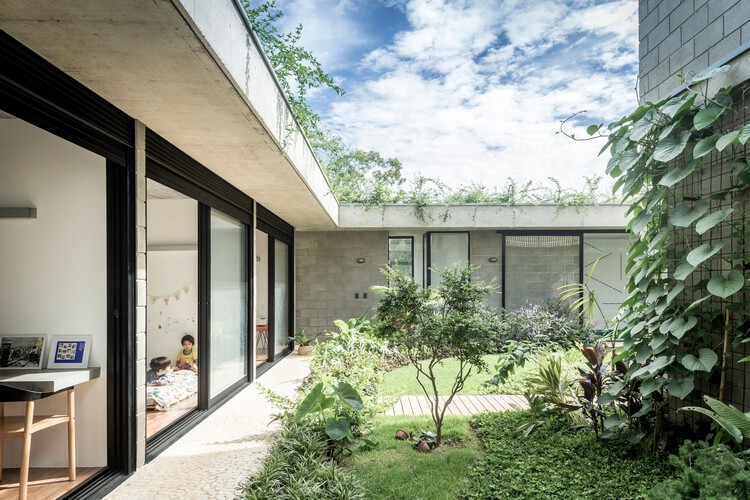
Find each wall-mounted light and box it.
[488,257,498,263]
[356,257,366,264]
[256,256,261,262]
[0,207,36,218]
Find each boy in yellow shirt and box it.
[176,334,197,372]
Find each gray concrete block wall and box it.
[639,0,750,102]
[470,231,503,311]
[295,231,389,334]
[134,120,147,467]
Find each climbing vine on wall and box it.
[583,66,750,412]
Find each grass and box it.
[382,354,541,397]
[346,415,480,500]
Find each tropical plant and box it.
[373,263,500,446]
[562,66,750,415]
[681,395,750,447]
[294,381,364,450]
[293,326,320,347]
[499,299,596,351]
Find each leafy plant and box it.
[498,299,596,351]
[562,67,750,415]
[681,395,750,447]
[293,327,319,347]
[294,381,364,447]
[236,421,365,499]
[373,263,500,446]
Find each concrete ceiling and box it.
[0,0,337,229]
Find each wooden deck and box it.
[384,394,528,416]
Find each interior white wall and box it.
[146,251,198,364]
[387,231,425,286]
[0,118,107,467]
[255,230,268,323]
[146,198,199,365]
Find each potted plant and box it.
[294,327,317,355]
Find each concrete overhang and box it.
[337,204,630,231]
[0,0,338,229]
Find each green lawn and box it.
[347,415,480,500]
[382,354,536,396]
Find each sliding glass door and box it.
[273,240,290,356]
[209,209,248,399]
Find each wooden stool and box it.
[0,385,75,500]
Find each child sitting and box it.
[176,334,198,372]
[146,356,172,384]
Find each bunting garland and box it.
[148,281,195,306]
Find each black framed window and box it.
[388,237,414,278]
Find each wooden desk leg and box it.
[19,400,34,500]
[67,389,76,481]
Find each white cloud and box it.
[311,0,639,190]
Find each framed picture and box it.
[47,335,92,369]
[0,334,47,369]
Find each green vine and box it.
[568,66,750,413]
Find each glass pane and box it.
[429,233,469,287]
[210,209,248,398]
[504,235,580,310]
[255,230,269,366]
[583,234,629,330]
[146,179,198,437]
[274,240,290,356]
[389,238,413,277]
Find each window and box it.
[388,237,414,277]
[427,232,469,287]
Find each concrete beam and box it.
[0,0,338,229]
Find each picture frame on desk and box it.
[47,335,92,369]
[0,334,47,369]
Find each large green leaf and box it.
[669,316,697,339]
[661,94,696,118]
[704,396,750,440]
[667,375,694,399]
[294,382,327,422]
[681,406,742,443]
[732,158,750,184]
[707,270,745,298]
[628,209,652,234]
[659,159,697,187]
[666,283,685,304]
[648,355,675,374]
[686,242,725,266]
[673,261,695,281]
[716,130,740,151]
[693,134,720,158]
[694,106,727,130]
[671,200,708,227]
[696,208,733,235]
[640,377,665,397]
[654,130,691,162]
[681,348,718,372]
[325,418,351,440]
[333,381,364,410]
[630,109,658,141]
[685,295,711,312]
[738,124,750,144]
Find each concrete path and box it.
[105,353,310,500]
[384,394,528,416]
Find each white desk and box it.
[0,367,100,393]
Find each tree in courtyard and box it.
[373,263,499,446]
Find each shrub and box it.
[236,421,365,499]
[499,299,595,351]
[309,316,398,436]
[647,440,750,499]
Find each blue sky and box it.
[274,0,639,191]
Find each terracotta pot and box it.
[297,345,313,356]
